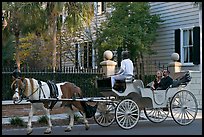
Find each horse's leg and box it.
[81,112,90,130]
[27,105,36,135]
[42,106,52,134]
[65,107,74,132]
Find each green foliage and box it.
[9,116,26,127]
[74,114,80,122]
[2,34,15,66]
[37,115,49,124]
[2,2,94,70]
[18,33,53,69]
[95,2,164,62]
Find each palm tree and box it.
[43,2,94,72]
[3,2,94,71]
[2,2,45,70]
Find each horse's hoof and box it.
[44,130,51,134]
[64,127,72,132]
[85,125,90,130]
[27,129,33,135]
[44,128,51,134]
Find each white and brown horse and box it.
[11,77,91,135]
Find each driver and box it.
[111,51,134,89]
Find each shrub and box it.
[37,115,49,124]
[74,114,81,122]
[9,116,26,127]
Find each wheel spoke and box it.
[170,90,198,126]
[116,99,139,129]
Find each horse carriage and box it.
[11,71,198,134]
[94,71,198,129]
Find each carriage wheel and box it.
[170,90,198,126]
[144,107,169,123]
[115,99,140,130]
[94,102,116,127]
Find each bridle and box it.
[13,78,26,104]
[12,78,46,104]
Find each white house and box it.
[63,2,202,107]
[148,2,202,108]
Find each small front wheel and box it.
[94,102,116,127]
[144,107,169,123]
[115,99,140,129]
[170,90,198,126]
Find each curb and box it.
[2,110,202,125]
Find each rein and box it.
[14,79,46,104]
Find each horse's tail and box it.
[11,80,16,90]
[80,101,98,118]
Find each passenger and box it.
[157,69,173,90]
[151,70,163,90]
[111,51,134,89]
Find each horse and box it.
[11,77,96,135]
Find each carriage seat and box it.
[113,76,134,93]
[125,76,134,83]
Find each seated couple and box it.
[151,69,173,90]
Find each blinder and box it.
[12,78,26,99]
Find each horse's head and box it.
[11,77,27,104]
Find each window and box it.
[97,2,106,15]
[76,42,93,68]
[175,27,200,65]
[182,28,193,63]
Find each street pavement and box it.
[2,109,202,125]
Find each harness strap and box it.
[38,80,46,99]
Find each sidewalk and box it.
[2,109,202,125]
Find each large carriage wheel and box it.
[115,99,140,130]
[144,107,169,123]
[170,90,198,126]
[94,102,116,127]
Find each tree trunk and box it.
[140,52,145,81]
[52,15,57,72]
[15,32,21,71]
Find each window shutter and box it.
[101,2,106,13]
[75,44,79,67]
[97,2,102,15]
[193,26,200,65]
[117,47,122,67]
[174,29,181,62]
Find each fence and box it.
[2,61,167,100]
[2,68,103,100]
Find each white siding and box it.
[185,71,202,109]
[148,2,199,65]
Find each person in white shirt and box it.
[111,51,134,88]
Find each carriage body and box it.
[95,72,198,129]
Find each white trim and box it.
[181,63,194,67]
[180,28,183,63]
[180,26,195,30]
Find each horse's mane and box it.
[23,78,29,97]
[29,78,34,93]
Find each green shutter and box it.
[193,27,200,65]
[175,29,181,62]
[117,47,122,67]
[75,44,78,67]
